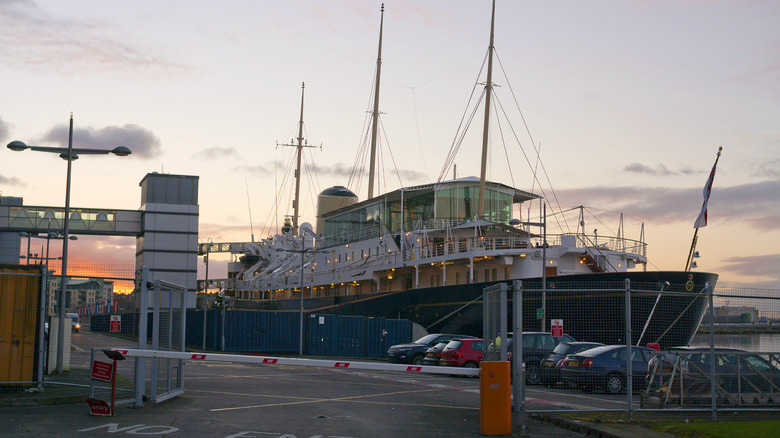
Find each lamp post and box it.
[202,239,211,352]
[276,235,326,356]
[7,114,131,373]
[19,232,32,265]
[19,231,76,263]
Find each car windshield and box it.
[570,343,600,354]
[552,343,571,355]
[445,340,463,350]
[743,355,774,373]
[432,341,450,349]
[414,334,440,345]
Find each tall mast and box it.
[280,82,319,236]
[477,0,496,219]
[292,82,306,235]
[367,4,385,200]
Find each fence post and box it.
[707,281,716,421]
[512,280,525,433]
[37,267,48,390]
[135,266,149,407]
[500,284,507,361]
[625,278,632,419]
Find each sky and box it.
[2,0,779,292]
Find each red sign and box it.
[85,398,112,416]
[91,360,114,382]
[551,319,564,337]
[110,315,121,333]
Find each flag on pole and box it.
[694,147,722,228]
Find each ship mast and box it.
[476,0,496,219]
[279,82,319,236]
[367,4,385,200]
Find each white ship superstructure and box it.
[225,177,647,300]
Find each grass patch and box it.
[652,420,780,438]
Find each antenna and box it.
[245,176,254,242]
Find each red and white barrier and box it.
[110,348,480,377]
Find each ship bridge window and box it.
[386,191,435,233]
[322,203,381,246]
[435,185,512,222]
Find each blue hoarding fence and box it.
[186,310,412,357]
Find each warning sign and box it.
[110,314,121,333]
[85,398,112,416]
[91,360,114,382]
[551,319,563,337]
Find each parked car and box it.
[503,332,576,385]
[388,334,476,365]
[646,347,780,398]
[440,338,485,369]
[422,341,452,366]
[561,345,656,394]
[539,341,604,386]
[66,312,81,333]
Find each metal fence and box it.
[485,280,780,424]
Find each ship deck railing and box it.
[231,233,646,292]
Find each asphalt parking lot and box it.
[2,360,529,438]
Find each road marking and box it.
[198,387,478,412]
[332,369,480,393]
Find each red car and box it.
[440,338,485,369]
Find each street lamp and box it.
[19,231,32,265]
[276,236,327,356]
[7,113,131,373]
[19,231,77,263]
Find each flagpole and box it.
[684,230,699,271]
[685,146,723,271]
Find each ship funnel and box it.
[316,186,358,235]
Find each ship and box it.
[203,2,718,348]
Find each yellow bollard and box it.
[479,361,511,435]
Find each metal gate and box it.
[134,268,187,405]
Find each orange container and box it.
[479,361,511,435]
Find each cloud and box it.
[751,158,780,179]
[195,146,240,160]
[0,0,187,77]
[717,254,780,292]
[0,175,25,187]
[624,163,695,176]
[551,179,780,231]
[235,160,428,184]
[0,116,9,142]
[234,164,275,175]
[40,123,162,159]
[719,254,780,281]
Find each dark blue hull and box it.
[238,271,718,349]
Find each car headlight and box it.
[74,324,81,329]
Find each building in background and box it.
[46,277,114,315]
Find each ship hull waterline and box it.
[234,271,718,348]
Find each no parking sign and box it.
[551,319,563,337]
[110,315,121,333]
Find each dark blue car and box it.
[387,333,475,365]
[539,341,604,386]
[560,345,656,394]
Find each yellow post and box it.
[480,361,511,435]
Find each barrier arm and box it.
[109,348,480,377]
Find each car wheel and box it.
[464,361,479,369]
[606,373,624,395]
[411,354,425,365]
[525,362,541,385]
